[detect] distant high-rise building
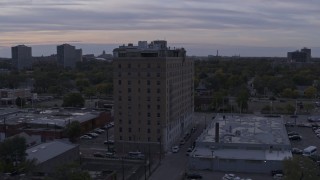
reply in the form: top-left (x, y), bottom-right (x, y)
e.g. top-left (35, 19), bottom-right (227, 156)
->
top-left (301, 47), bottom-right (311, 59)
top-left (57, 44), bottom-right (82, 68)
top-left (11, 45), bottom-right (32, 70)
top-left (113, 40), bottom-right (194, 152)
top-left (287, 47), bottom-right (312, 62)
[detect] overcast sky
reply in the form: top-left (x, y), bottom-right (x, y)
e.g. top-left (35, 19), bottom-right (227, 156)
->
top-left (0, 0), bottom-right (320, 57)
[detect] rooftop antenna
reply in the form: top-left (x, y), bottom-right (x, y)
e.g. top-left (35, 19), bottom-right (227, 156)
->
top-left (216, 50), bottom-right (219, 57)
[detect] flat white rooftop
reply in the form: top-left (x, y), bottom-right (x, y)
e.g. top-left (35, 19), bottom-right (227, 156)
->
top-left (199, 114), bottom-right (290, 145)
top-left (193, 147), bottom-right (292, 161)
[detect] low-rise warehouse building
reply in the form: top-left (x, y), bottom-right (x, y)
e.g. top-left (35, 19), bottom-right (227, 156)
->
top-left (26, 140), bottom-right (79, 177)
top-left (0, 108), bottom-right (112, 141)
top-left (189, 114), bottom-right (292, 173)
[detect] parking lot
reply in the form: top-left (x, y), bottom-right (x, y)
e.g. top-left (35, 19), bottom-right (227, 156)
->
top-left (285, 115), bottom-right (320, 155)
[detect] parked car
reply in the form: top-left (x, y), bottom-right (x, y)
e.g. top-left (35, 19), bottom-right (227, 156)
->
top-left (289, 135), bottom-right (302, 141)
top-left (271, 170), bottom-right (283, 176)
top-left (172, 146), bottom-right (180, 153)
top-left (185, 173), bottom-right (202, 179)
top-left (291, 148), bottom-right (303, 155)
top-left (86, 133), bottom-right (98, 138)
top-left (288, 131), bottom-right (299, 136)
top-left (105, 152), bottom-right (116, 158)
top-left (80, 135), bottom-right (92, 139)
top-left (93, 152), bottom-right (104, 158)
top-left (95, 128), bottom-right (105, 133)
top-left (273, 173), bottom-right (283, 180)
top-left (104, 140), bottom-right (114, 145)
top-left (180, 139), bottom-right (186, 145)
top-left (186, 147), bottom-right (193, 156)
top-left (128, 151), bottom-right (145, 159)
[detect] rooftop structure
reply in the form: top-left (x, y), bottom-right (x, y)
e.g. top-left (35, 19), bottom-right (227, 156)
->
top-left (190, 114), bottom-right (292, 173)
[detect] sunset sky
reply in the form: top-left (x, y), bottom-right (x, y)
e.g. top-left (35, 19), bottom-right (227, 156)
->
top-left (0, 0), bottom-right (320, 57)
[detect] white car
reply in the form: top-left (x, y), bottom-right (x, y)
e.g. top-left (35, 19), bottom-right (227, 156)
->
top-left (80, 135), bottom-right (92, 139)
top-left (172, 146), bottom-right (179, 153)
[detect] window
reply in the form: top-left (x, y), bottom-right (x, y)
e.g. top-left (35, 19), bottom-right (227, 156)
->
top-left (147, 64), bottom-right (151, 68)
top-left (147, 88), bottom-right (151, 93)
top-left (157, 81), bottom-right (160, 85)
top-left (128, 128), bottom-right (132, 132)
top-left (128, 96), bottom-right (132, 101)
top-left (148, 137), bottom-right (151, 141)
top-left (119, 119), bottom-right (122, 123)
top-left (128, 120), bottom-right (131, 124)
top-left (157, 129), bottom-right (160, 133)
top-left (157, 89), bottom-right (160, 93)
top-left (157, 113), bottom-right (160, 117)
top-left (128, 80), bottom-right (131, 85)
top-left (128, 88), bottom-right (131, 93)
top-left (147, 113), bottom-right (151, 117)
top-left (118, 80), bottom-right (122, 85)
top-left (157, 73), bottom-right (160, 77)
top-left (138, 88), bottom-right (140, 92)
top-left (148, 120), bottom-right (151, 125)
top-left (147, 104), bottom-right (151, 109)
top-left (147, 97), bottom-right (151, 101)
top-left (147, 129), bottom-right (151, 133)
top-left (147, 80), bottom-right (150, 85)
top-left (118, 96), bottom-right (122, 101)
top-left (147, 72), bottom-right (150, 77)
top-left (157, 97), bottom-right (160, 102)
top-left (118, 73), bottom-right (121, 77)
top-left (118, 64), bottom-right (121, 68)
top-left (120, 136), bottom-right (122, 140)
top-left (119, 127), bottom-right (122, 132)
top-left (157, 105), bottom-right (160, 109)
top-left (129, 136), bottom-right (132, 141)
top-left (128, 64), bottom-right (131, 68)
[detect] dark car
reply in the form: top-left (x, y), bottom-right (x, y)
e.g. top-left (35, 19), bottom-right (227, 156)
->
top-left (288, 131), bottom-right (299, 136)
top-left (289, 135), bottom-right (302, 141)
top-left (271, 170), bottom-right (283, 176)
top-left (93, 152), bottom-right (104, 158)
top-left (186, 173), bottom-right (202, 179)
top-left (291, 148), bottom-right (303, 155)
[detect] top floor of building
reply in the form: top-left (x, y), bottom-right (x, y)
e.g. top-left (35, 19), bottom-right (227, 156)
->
top-left (113, 40), bottom-right (186, 58)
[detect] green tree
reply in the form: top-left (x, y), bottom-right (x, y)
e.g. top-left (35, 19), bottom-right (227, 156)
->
top-left (283, 156), bottom-right (320, 180)
top-left (0, 136), bottom-right (27, 172)
top-left (236, 88), bottom-right (249, 113)
top-left (285, 104), bottom-right (295, 114)
top-left (304, 86), bottom-right (317, 98)
top-left (62, 93), bottom-right (85, 107)
top-left (50, 162), bottom-right (91, 180)
top-left (66, 121), bottom-right (82, 143)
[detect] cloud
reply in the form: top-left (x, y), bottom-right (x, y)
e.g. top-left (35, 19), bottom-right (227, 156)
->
top-left (0, 0), bottom-right (320, 56)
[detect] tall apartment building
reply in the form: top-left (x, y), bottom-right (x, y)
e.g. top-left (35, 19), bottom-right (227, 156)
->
top-left (11, 45), bottom-right (32, 70)
top-left (287, 47), bottom-right (311, 62)
top-left (113, 40), bottom-right (194, 152)
top-left (57, 44), bottom-right (82, 68)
